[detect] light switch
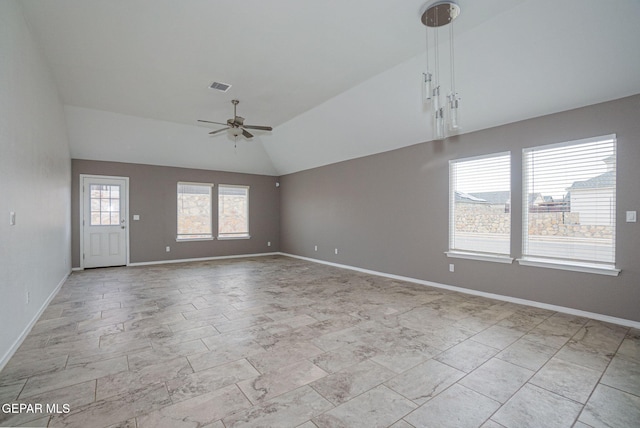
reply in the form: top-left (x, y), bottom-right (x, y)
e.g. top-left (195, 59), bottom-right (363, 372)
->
top-left (133, 215), bottom-right (140, 220)
top-left (626, 211), bottom-right (637, 223)
top-left (9, 212), bottom-right (15, 226)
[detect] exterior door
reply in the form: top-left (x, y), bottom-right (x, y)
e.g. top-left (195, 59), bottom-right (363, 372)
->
top-left (81, 175), bottom-right (128, 268)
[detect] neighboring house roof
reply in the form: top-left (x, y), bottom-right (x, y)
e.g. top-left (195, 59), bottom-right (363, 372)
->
top-left (567, 171), bottom-right (616, 190)
top-left (455, 191), bottom-right (488, 203)
top-left (468, 191), bottom-right (511, 205)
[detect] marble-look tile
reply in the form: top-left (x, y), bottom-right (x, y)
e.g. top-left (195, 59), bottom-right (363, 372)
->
top-left (188, 337), bottom-right (265, 372)
top-left (492, 384), bottom-right (583, 428)
top-left (137, 384), bottom-right (251, 428)
top-left (553, 339), bottom-right (614, 372)
top-left (617, 329), bottom-right (640, 362)
top-left (20, 356), bottom-right (128, 399)
top-left (313, 385), bottom-right (416, 428)
top-left (223, 385), bottom-right (333, 428)
top-left (237, 359), bottom-right (327, 404)
top-left (388, 420), bottom-right (415, 428)
top-left (480, 420), bottom-right (507, 428)
top-left (496, 338), bottom-right (557, 371)
top-left (530, 357), bottom-right (602, 404)
top-left (17, 415), bottom-right (51, 426)
top-left (0, 354), bottom-right (69, 385)
top-left (213, 315), bottom-right (274, 333)
top-left (370, 341), bottom-right (440, 374)
top-left (404, 383), bottom-right (500, 428)
top-left (104, 418), bottom-right (136, 428)
top-left (310, 360), bottom-right (395, 405)
top-left (312, 342), bottom-right (380, 374)
top-left (2, 257), bottom-right (637, 428)
top-left (166, 359), bottom-right (259, 403)
top-left (434, 339), bottom-right (498, 373)
top-left (384, 359), bottom-right (465, 405)
top-left (96, 356), bottom-right (192, 400)
top-left (579, 383), bottom-right (640, 428)
top-left (247, 342), bottom-right (323, 374)
top-left (600, 354), bottom-right (640, 396)
top-left (49, 381), bottom-right (171, 428)
top-left (459, 358), bottom-right (534, 403)
top-left (129, 339), bottom-right (206, 370)
top-left (571, 319), bottom-right (628, 352)
top-left (496, 309), bottom-right (551, 333)
top-left (0, 378), bottom-right (27, 403)
top-left (0, 380), bottom-right (97, 427)
top-left (311, 326), bottom-right (363, 352)
top-left (297, 422), bottom-right (319, 428)
top-left (471, 325), bottom-right (525, 350)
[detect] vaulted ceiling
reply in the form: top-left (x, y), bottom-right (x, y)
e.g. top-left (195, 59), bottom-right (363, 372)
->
top-left (20, 0), bottom-right (640, 176)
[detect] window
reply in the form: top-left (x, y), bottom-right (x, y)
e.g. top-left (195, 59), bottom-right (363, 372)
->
top-left (218, 185), bottom-right (249, 239)
top-left (177, 182), bottom-right (213, 240)
top-left (90, 184), bottom-right (121, 225)
top-left (521, 134), bottom-right (618, 275)
top-left (448, 152), bottom-right (511, 262)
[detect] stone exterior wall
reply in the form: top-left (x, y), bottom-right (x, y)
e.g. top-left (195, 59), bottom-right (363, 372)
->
top-left (219, 195), bottom-right (248, 234)
top-left (455, 203), bottom-right (510, 234)
top-left (455, 203), bottom-right (613, 240)
top-left (177, 194), bottom-right (248, 236)
top-left (178, 194), bottom-right (211, 235)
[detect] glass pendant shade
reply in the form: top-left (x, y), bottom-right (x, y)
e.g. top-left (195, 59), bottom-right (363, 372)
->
top-left (448, 93), bottom-right (461, 134)
top-left (434, 107), bottom-right (445, 140)
top-left (423, 72), bottom-right (433, 102)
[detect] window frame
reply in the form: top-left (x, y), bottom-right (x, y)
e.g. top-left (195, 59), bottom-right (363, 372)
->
top-left (446, 151), bottom-right (514, 264)
top-left (518, 134), bottom-right (619, 276)
top-left (217, 184), bottom-right (250, 240)
top-left (176, 181), bottom-right (214, 241)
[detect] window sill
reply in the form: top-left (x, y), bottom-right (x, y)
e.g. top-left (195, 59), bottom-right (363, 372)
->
top-left (517, 257), bottom-right (620, 276)
top-left (176, 237), bottom-right (214, 242)
top-left (446, 251), bottom-right (514, 264)
top-left (217, 235), bottom-right (251, 240)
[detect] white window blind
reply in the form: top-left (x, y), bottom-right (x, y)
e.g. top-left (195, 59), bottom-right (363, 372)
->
top-left (522, 135), bottom-right (616, 267)
top-left (218, 185), bottom-right (249, 239)
top-left (449, 152), bottom-right (511, 256)
top-left (177, 182), bottom-right (213, 240)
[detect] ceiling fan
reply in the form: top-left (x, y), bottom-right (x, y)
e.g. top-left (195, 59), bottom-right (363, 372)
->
top-left (198, 99), bottom-right (272, 139)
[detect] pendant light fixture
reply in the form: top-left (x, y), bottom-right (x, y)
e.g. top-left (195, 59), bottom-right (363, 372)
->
top-left (421, 0), bottom-right (461, 140)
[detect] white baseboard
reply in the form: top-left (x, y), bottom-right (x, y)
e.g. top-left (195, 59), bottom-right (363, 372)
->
top-left (0, 271), bottom-right (70, 372)
top-left (128, 252), bottom-right (281, 267)
top-left (279, 253), bottom-right (640, 330)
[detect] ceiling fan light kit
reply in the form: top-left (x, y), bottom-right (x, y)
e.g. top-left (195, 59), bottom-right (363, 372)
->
top-left (198, 99), bottom-right (273, 140)
top-left (421, 0), bottom-right (461, 141)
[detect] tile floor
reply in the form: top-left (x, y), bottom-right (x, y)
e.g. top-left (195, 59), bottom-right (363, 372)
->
top-left (0, 256), bottom-right (638, 427)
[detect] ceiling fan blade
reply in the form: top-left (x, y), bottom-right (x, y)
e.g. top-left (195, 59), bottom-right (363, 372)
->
top-left (242, 125), bottom-right (272, 131)
top-left (242, 129), bottom-right (254, 139)
top-left (209, 127), bottom-right (229, 135)
top-left (198, 119), bottom-right (229, 126)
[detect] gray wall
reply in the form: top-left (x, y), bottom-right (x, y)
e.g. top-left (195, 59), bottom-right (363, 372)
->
top-left (71, 160), bottom-right (280, 267)
top-left (0, 1), bottom-right (72, 366)
top-left (280, 94), bottom-right (640, 322)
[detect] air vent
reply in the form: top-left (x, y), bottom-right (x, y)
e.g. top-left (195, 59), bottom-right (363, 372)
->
top-left (209, 81), bottom-right (231, 92)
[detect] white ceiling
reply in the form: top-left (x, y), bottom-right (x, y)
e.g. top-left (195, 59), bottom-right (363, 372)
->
top-left (20, 0), bottom-right (640, 176)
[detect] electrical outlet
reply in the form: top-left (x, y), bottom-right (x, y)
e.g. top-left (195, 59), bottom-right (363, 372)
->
top-left (335, 248), bottom-right (338, 255)
top-left (449, 264), bottom-right (455, 272)
top-left (626, 211), bottom-right (637, 223)
top-left (9, 212), bottom-right (16, 226)
top-left (166, 246), bottom-right (170, 252)
top-left (314, 245), bottom-right (318, 252)
top-left (267, 241), bottom-right (271, 247)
